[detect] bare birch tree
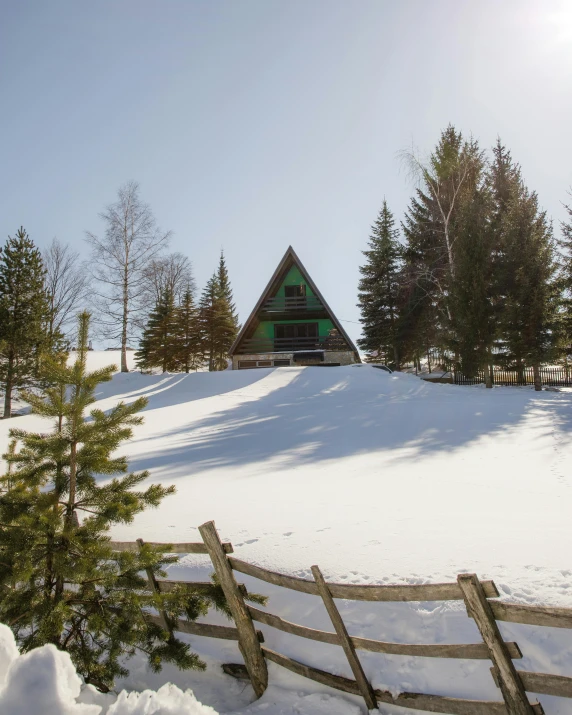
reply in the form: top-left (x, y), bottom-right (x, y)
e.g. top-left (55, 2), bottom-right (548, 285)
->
top-left (43, 238), bottom-right (91, 342)
top-left (85, 181), bottom-right (171, 372)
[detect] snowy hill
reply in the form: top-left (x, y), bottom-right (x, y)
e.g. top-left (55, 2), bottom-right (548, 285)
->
top-left (1, 356), bottom-right (572, 713)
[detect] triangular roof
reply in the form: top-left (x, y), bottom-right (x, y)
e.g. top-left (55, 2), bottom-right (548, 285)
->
top-left (229, 245), bottom-right (360, 360)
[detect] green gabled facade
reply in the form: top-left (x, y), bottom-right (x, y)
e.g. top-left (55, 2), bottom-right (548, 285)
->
top-left (229, 246), bottom-right (360, 369)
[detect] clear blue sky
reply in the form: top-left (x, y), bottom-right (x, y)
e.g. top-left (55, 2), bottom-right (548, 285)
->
top-left (1, 0), bottom-right (571, 345)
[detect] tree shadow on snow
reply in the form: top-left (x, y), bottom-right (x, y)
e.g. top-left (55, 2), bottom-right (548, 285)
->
top-left (122, 367), bottom-right (572, 478)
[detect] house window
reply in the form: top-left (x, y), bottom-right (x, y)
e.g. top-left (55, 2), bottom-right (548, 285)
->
top-left (285, 284), bottom-right (306, 298)
top-left (273, 359), bottom-right (290, 367)
top-left (274, 323), bottom-right (318, 351)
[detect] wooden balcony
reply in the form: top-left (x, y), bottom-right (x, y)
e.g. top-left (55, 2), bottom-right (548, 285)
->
top-left (237, 335), bottom-right (349, 355)
top-left (259, 296), bottom-right (325, 318)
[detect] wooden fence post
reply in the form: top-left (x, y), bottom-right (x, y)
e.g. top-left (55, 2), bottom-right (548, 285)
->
top-left (311, 565), bottom-right (377, 711)
top-left (137, 538), bottom-right (172, 636)
top-left (199, 520), bottom-right (268, 698)
top-left (457, 574), bottom-right (536, 715)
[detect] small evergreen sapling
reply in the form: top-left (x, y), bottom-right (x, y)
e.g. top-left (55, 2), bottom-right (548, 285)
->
top-left (0, 312), bottom-right (259, 691)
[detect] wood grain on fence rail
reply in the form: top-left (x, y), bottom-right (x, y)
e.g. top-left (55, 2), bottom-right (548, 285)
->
top-left (146, 614), bottom-right (241, 641)
top-left (143, 580), bottom-right (248, 597)
top-left (458, 575), bottom-right (535, 715)
top-left (489, 601), bottom-right (572, 629)
top-left (312, 564), bottom-right (377, 710)
top-left (491, 667), bottom-right (572, 699)
top-left (230, 557), bottom-right (499, 601)
top-left (260, 648), bottom-right (521, 715)
top-left (247, 605), bottom-right (522, 659)
top-left (199, 521), bottom-right (268, 698)
top-left (110, 541), bottom-right (233, 554)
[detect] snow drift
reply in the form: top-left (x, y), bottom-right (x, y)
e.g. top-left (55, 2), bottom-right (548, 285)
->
top-left (0, 624), bottom-right (216, 715)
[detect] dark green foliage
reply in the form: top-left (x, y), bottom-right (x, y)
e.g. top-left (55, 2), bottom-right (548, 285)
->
top-left (449, 183), bottom-right (496, 376)
top-left (216, 251), bottom-right (239, 334)
top-left (491, 141), bottom-right (557, 372)
top-left (135, 288), bottom-right (178, 373)
top-left (357, 200), bottom-right (403, 367)
top-left (0, 227), bottom-right (57, 418)
top-left (174, 286), bottom-right (203, 373)
top-left (0, 312), bottom-right (234, 691)
top-left (199, 259), bottom-right (238, 372)
top-left (557, 195), bottom-right (572, 356)
top-left (384, 128), bottom-right (559, 378)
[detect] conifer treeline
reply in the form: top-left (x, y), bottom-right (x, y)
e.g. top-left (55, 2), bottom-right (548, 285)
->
top-left (358, 126), bottom-right (568, 389)
top-left (135, 251), bottom-right (239, 374)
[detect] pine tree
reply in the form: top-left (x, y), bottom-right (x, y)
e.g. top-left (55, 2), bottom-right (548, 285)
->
top-left (135, 288), bottom-right (178, 373)
top-left (199, 270), bottom-right (238, 372)
top-left (357, 200), bottom-right (403, 367)
top-left (0, 312), bottom-right (249, 690)
top-left (491, 142), bottom-right (558, 389)
top-left (174, 286), bottom-right (203, 372)
top-left (217, 250), bottom-right (239, 334)
top-left (557, 193), bottom-right (572, 360)
top-left (0, 228), bottom-right (54, 417)
top-left (449, 179), bottom-right (496, 380)
top-left (401, 127), bottom-right (484, 360)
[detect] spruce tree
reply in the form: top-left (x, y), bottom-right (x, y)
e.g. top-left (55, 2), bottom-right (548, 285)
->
top-left (0, 312), bottom-right (246, 690)
top-left (174, 286), bottom-right (203, 372)
top-left (449, 180), bottom-right (496, 380)
top-left (199, 272), bottom-right (237, 372)
top-left (357, 200), bottom-right (403, 367)
top-left (557, 193), bottom-right (572, 360)
top-left (135, 288), bottom-right (178, 373)
top-left (491, 141), bottom-right (558, 389)
top-left (0, 228), bottom-right (54, 417)
top-left (217, 250), bottom-right (239, 334)
top-left (401, 127), bottom-right (484, 360)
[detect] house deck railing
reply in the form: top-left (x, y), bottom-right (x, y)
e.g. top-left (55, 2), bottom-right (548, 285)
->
top-left (236, 336), bottom-right (349, 354)
top-left (260, 296), bottom-right (324, 313)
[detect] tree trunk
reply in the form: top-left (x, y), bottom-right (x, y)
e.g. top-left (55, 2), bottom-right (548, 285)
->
top-left (393, 345), bottom-right (400, 372)
top-left (121, 264), bottom-right (129, 373)
top-left (533, 363), bottom-right (542, 392)
top-left (485, 367), bottom-right (493, 389)
top-left (485, 349), bottom-right (493, 389)
top-left (67, 441), bottom-right (77, 528)
top-left (3, 352), bottom-right (14, 418)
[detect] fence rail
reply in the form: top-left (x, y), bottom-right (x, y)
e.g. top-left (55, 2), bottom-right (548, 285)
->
top-left (110, 525), bottom-right (572, 714)
top-left (454, 366), bottom-right (572, 387)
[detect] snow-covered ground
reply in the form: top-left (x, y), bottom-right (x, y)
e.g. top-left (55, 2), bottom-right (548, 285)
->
top-left (1, 354), bottom-right (572, 714)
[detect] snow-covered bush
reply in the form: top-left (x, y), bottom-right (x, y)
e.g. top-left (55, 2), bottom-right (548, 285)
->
top-left (0, 623), bottom-right (216, 715)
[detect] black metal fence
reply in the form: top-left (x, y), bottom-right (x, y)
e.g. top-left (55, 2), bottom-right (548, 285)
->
top-left (454, 366), bottom-right (572, 386)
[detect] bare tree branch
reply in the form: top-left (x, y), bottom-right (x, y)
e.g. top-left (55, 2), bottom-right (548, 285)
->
top-left (43, 238), bottom-right (91, 342)
top-left (85, 181), bottom-right (171, 371)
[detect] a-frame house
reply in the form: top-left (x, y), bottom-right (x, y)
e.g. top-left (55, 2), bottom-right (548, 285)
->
top-left (229, 246), bottom-right (360, 369)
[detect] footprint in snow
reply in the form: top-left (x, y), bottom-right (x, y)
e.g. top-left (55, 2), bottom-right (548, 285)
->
top-left (283, 532), bottom-right (293, 537)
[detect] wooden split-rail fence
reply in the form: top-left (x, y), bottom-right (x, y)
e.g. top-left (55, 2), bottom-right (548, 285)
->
top-left (111, 521), bottom-right (572, 715)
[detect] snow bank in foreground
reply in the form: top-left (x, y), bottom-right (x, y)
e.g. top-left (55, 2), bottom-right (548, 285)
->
top-left (0, 624), bottom-right (215, 715)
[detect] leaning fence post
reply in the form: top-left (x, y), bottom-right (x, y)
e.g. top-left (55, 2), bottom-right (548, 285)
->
top-left (137, 538), bottom-right (172, 636)
top-left (199, 520), bottom-right (268, 698)
top-left (311, 565), bottom-right (377, 711)
top-left (457, 574), bottom-right (536, 715)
